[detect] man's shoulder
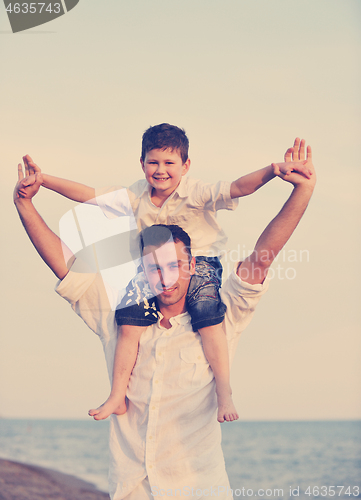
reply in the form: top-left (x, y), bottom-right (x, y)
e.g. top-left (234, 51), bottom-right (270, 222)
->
top-left (221, 267), bottom-right (269, 323)
top-left (55, 271), bottom-right (118, 338)
top-left (222, 267), bottom-right (269, 299)
top-left (55, 270), bottom-right (119, 311)
top-left (55, 270), bottom-right (97, 304)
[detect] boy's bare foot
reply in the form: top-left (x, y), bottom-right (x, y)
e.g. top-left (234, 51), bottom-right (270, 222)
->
top-left (88, 396), bottom-right (127, 420)
top-left (216, 392), bottom-right (239, 423)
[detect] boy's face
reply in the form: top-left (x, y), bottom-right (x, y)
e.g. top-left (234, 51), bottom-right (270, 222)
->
top-left (140, 148), bottom-right (190, 198)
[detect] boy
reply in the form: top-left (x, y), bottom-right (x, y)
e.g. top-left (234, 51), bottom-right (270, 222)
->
top-left (22, 124), bottom-right (311, 423)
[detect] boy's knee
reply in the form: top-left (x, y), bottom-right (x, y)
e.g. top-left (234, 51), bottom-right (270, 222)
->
top-left (187, 298), bottom-right (227, 332)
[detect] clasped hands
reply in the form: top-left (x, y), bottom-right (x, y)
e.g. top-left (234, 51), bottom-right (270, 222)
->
top-left (13, 156), bottom-right (42, 202)
top-left (273, 138), bottom-right (316, 188)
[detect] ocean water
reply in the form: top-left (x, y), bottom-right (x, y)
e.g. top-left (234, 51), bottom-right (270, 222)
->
top-left (0, 419), bottom-right (360, 498)
top-left (0, 419), bottom-right (110, 491)
top-left (222, 421), bottom-right (361, 499)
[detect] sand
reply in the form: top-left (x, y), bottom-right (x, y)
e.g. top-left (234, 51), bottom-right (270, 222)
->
top-left (0, 459), bottom-right (110, 500)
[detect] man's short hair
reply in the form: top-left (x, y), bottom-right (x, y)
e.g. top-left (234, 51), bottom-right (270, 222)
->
top-left (141, 123), bottom-right (189, 164)
top-left (139, 224), bottom-right (192, 262)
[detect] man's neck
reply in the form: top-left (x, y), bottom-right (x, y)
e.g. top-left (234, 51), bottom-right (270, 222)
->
top-left (158, 299), bottom-right (187, 329)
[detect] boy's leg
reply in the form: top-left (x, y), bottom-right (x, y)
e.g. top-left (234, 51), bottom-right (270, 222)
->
top-left (187, 257), bottom-right (238, 423)
top-left (198, 324), bottom-right (239, 423)
top-left (89, 269), bottom-right (158, 420)
top-left (88, 325), bottom-right (146, 420)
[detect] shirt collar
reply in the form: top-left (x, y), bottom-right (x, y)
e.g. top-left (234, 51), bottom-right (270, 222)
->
top-left (157, 311), bottom-right (190, 329)
top-left (174, 176), bottom-right (189, 198)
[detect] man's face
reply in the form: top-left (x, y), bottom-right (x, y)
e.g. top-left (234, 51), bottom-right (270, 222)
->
top-left (142, 240), bottom-right (195, 309)
top-left (140, 148), bottom-right (190, 198)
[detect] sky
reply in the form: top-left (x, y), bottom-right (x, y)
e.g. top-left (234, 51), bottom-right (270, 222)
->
top-left (0, 0), bottom-right (360, 420)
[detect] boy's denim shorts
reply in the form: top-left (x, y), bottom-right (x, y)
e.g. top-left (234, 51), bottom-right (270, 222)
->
top-left (115, 257), bottom-right (226, 332)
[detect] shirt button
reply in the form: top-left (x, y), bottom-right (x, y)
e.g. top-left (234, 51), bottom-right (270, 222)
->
top-left (149, 435), bottom-right (153, 440)
top-left (197, 355), bottom-right (201, 360)
top-left (152, 406), bottom-right (156, 410)
top-left (155, 380), bottom-right (159, 384)
top-left (149, 465), bottom-right (153, 469)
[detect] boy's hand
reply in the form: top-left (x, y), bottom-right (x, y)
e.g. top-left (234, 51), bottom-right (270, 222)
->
top-left (14, 162), bottom-right (43, 202)
top-left (23, 154), bottom-right (42, 177)
top-left (272, 138), bottom-right (316, 189)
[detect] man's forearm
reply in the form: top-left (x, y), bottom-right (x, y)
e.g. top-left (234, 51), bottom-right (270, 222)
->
top-left (42, 174), bottom-right (96, 204)
top-left (230, 165), bottom-right (275, 199)
top-left (15, 198), bottom-right (71, 279)
top-left (253, 183), bottom-right (314, 265)
top-left (237, 182), bottom-right (314, 284)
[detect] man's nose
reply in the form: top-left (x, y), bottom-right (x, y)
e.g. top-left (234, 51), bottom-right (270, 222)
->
top-left (159, 268), bottom-right (178, 288)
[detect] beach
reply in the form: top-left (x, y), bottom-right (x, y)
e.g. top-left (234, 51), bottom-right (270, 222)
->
top-left (0, 420), bottom-right (360, 500)
top-left (0, 459), bottom-right (109, 500)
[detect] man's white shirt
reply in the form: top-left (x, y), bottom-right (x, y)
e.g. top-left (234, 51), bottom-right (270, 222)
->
top-left (56, 268), bottom-right (268, 499)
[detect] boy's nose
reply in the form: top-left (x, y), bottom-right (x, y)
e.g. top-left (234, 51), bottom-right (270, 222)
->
top-left (155, 163), bottom-right (166, 173)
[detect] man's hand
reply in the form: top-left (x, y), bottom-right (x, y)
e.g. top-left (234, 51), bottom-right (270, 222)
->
top-left (14, 161), bottom-right (43, 203)
top-left (23, 154), bottom-right (42, 176)
top-left (272, 138), bottom-right (316, 188)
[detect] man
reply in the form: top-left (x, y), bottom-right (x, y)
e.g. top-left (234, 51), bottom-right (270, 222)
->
top-left (14, 141), bottom-right (315, 499)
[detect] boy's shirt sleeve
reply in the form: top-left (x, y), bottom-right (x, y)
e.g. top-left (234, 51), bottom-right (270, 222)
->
top-left (190, 179), bottom-right (239, 212)
top-left (95, 180), bottom-right (147, 219)
top-left (95, 185), bottom-right (132, 219)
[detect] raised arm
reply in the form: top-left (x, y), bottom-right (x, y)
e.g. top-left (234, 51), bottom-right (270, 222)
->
top-left (14, 164), bottom-right (73, 280)
top-left (21, 155), bottom-right (96, 204)
top-left (230, 138), bottom-right (313, 199)
top-left (237, 140), bottom-right (316, 284)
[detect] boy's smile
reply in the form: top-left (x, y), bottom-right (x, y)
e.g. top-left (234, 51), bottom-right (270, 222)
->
top-left (141, 148), bottom-right (190, 202)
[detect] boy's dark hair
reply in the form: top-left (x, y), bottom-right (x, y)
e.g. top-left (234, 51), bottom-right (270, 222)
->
top-left (141, 123), bottom-right (189, 164)
top-left (140, 224), bottom-right (192, 262)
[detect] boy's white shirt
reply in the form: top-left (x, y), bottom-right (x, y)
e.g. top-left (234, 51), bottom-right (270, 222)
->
top-left (95, 176), bottom-right (239, 260)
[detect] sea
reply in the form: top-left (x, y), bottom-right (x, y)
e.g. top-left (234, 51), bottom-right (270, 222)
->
top-left (0, 419), bottom-right (360, 499)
